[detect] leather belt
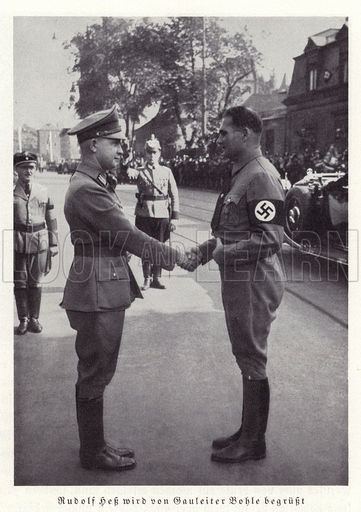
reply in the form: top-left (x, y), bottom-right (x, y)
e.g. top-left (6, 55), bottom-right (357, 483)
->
top-left (221, 238), bottom-right (239, 245)
top-left (74, 243), bottom-right (123, 257)
top-left (14, 222), bottom-right (45, 233)
top-left (136, 194), bottom-right (168, 201)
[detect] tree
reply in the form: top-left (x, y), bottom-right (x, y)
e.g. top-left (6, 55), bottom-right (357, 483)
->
top-left (156, 18), bottom-right (262, 146)
top-left (65, 17), bottom-right (263, 147)
top-left (158, 17), bottom-right (204, 147)
top-left (65, 18), bottom-right (166, 139)
top-left (205, 22), bottom-right (261, 122)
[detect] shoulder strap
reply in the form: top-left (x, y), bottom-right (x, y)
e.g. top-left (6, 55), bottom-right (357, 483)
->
top-left (139, 168), bottom-right (164, 196)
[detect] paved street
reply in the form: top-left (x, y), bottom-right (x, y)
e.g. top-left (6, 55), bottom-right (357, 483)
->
top-left (14, 172), bottom-right (347, 486)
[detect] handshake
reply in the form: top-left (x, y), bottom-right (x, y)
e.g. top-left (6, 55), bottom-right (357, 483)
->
top-left (176, 246), bottom-right (203, 272)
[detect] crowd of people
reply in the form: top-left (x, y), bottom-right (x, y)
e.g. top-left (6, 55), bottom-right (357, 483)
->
top-left (266, 145), bottom-right (348, 185)
top-left (121, 144), bottom-right (348, 191)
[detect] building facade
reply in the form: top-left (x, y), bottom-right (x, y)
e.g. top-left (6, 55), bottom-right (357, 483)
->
top-left (283, 23), bottom-right (348, 155)
top-left (244, 82), bottom-right (288, 155)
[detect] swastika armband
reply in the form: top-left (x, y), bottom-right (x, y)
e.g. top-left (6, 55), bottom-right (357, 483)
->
top-left (247, 199), bottom-right (284, 226)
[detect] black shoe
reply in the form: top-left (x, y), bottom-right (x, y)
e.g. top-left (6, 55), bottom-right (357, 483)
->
top-left (212, 427), bottom-right (242, 450)
top-left (16, 318), bottom-right (29, 335)
top-left (141, 277), bottom-right (151, 290)
top-left (150, 277), bottom-right (166, 289)
top-left (27, 317), bottom-right (43, 333)
top-left (211, 437), bottom-right (266, 463)
top-left (81, 445), bottom-right (136, 471)
top-left (105, 443), bottom-right (135, 459)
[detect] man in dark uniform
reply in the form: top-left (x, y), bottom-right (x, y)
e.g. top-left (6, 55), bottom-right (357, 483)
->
top-left (189, 106), bottom-right (285, 464)
top-left (13, 152), bottom-right (58, 335)
top-left (130, 135), bottom-right (179, 290)
top-left (62, 105), bottom-right (188, 472)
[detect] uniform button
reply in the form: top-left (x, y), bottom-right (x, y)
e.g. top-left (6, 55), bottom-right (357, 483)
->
top-left (113, 272), bottom-right (116, 277)
top-left (28, 219), bottom-right (32, 223)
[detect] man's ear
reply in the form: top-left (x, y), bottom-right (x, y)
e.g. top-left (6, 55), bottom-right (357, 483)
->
top-left (89, 138), bottom-right (98, 153)
top-left (242, 127), bottom-right (250, 141)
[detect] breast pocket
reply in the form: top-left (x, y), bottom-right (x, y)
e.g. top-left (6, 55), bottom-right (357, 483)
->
top-left (222, 193), bottom-right (245, 226)
top-left (96, 261), bottom-right (131, 310)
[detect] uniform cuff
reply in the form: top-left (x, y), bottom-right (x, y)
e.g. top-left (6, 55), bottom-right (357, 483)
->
top-left (171, 211), bottom-right (180, 220)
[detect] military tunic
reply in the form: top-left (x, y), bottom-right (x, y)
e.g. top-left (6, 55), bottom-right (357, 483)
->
top-left (198, 154), bottom-right (285, 380)
top-left (13, 181), bottom-right (58, 288)
top-left (62, 161), bottom-right (179, 398)
top-left (134, 163), bottom-right (179, 220)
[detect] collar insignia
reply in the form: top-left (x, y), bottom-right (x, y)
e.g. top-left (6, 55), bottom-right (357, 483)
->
top-left (97, 174), bottom-right (107, 187)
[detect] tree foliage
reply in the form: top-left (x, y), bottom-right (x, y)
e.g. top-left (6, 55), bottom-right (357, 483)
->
top-left (65, 17), bottom-right (266, 145)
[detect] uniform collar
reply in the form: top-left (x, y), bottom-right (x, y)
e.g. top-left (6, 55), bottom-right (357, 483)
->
top-left (146, 162), bottom-right (159, 172)
top-left (76, 161), bottom-right (107, 186)
top-left (231, 150), bottom-right (262, 178)
top-left (14, 180), bottom-right (33, 199)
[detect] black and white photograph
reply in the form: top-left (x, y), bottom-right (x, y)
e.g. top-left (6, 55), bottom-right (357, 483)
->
top-left (1, 1), bottom-right (360, 510)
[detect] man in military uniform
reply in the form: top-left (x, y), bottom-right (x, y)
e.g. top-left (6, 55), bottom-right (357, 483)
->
top-left (131, 135), bottom-right (179, 290)
top-left (63, 105), bottom-right (188, 472)
top-left (189, 106), bottom-right (285, 464)
top-left (13, 152), bottom-right (58, 335)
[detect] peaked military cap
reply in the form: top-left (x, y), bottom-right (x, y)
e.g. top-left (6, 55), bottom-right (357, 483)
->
top-left (145, 135), bottom-right (161, 153)
top-left (14, 151), bottom-right (38, 167)
top-left (68, 104), bottom-right (125, 143)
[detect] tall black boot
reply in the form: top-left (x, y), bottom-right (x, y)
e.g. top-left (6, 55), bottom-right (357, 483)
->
top-left (14, 288), bottom-right (29, 335)
top-left (76, 394), bottom-right (136, 471)
top-left (211, 378), bottom-right (269, 463)
top-left (212, 414), bottom-right (243, 449)
top-left (27, 287), bottom-right (43, 333)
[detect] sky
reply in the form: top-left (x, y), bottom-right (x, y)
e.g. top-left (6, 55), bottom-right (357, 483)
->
top-left (13, 16), bottom-right (346, 130)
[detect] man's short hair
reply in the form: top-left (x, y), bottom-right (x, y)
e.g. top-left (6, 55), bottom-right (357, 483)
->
top-left (224, 106), bottom-right (263, 134)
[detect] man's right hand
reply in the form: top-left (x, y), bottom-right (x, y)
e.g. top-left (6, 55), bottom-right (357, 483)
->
top-left (177, 246), bottom-right (202, 272)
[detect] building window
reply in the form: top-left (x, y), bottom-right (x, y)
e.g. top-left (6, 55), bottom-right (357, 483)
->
top-left (309, 68), bottom-right (317, 91)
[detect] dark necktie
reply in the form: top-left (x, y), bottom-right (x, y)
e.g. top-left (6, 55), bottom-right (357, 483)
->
top-left (210, 169), bottom-right (232, 232)
top-left (24, 183), bottom-right (31, 196)
top-left (106, 172), bottom-right (118, 192)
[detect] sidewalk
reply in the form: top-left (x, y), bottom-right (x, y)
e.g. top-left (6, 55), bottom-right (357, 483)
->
top-left (13, 174), bottom-right (347, 486)
top-left (14, 262), bottom-right (347, 485)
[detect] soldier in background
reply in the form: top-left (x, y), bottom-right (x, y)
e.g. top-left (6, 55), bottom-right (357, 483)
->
top-left (13, 152), bottom-right (58, 335)
top-left (131, 135), bottom-right (180, 290)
